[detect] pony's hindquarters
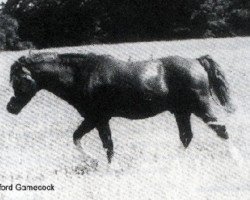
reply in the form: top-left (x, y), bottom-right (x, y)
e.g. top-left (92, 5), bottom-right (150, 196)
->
top-left (191, 56), bottom-right (232, 139)
top-left (197, 55), bottom-right (234, 113)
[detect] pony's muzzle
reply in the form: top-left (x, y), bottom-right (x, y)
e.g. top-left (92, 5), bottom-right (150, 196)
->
top-left (7, 97), bottom-right (22, 115)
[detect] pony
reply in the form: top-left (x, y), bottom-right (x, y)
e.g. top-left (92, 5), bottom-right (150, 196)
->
top-left (7, 52), bottom-right (233, 163)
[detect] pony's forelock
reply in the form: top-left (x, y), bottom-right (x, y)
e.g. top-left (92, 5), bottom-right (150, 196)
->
top-left (10, 61), bottom-right (20, 84)
top-left (9, 56), bottom-right (30, 84)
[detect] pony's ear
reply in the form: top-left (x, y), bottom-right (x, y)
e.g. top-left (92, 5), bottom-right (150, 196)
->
top-left (10, 61), bottom-right (22, 83)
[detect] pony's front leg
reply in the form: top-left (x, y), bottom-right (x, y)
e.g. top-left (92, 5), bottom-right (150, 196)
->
top-left (174, 113), bottom-right (193, 148)
top-left (73, 119), bottom-right (96, 149)
top-left (96, 120), bottom-right (114, 163)
top-left (73, 119), bottom-right (99, 168)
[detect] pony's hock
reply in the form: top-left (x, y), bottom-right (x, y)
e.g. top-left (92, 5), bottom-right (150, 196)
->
top-left (7, 53), bottom-right (233, 163)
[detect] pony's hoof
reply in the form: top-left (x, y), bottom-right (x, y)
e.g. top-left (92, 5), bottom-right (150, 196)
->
top-left (217, 131), bottom-right (229, 139)
top-left (74, 139), bottom-right (82, 148)
top-left (74, 159), bottom-right (98, 175)
top-left (85, 158), bottom-right (99, 169)
top-left (107, 149), bottom-right (114, 163)
top-left (181, 136), bottom-right (192, 148)
top-left (209, 124), bottom-right (228, 139)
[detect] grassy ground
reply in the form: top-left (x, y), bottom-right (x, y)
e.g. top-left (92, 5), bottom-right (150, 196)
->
top-left (0, 37), bottom-right (250, 199)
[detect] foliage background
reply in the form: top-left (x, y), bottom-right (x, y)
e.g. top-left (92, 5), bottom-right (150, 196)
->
top-left (0, 0), bottom-right (250, 50)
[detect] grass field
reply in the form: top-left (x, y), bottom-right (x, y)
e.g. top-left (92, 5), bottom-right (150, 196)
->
top-left (0, 37), bottom-right (250, 199)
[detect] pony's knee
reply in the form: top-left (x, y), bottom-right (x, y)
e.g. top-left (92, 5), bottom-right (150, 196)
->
top-left (103, 139), bottom-right (113, 150)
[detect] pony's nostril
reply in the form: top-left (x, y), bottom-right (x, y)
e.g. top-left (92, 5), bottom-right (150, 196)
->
top-left (7, 97), bottom-right (20, 114)
top-left (7, 104), bottom-right (19, 115)
top-left (7, 103), bottom-right (13, 112)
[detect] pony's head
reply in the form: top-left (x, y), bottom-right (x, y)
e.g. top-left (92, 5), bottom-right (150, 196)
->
top-left (7, 56), bottom-right (38, 114)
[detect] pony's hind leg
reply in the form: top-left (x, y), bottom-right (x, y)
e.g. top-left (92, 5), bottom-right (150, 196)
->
top-left (194, 96), bottom-right (229, 139)
top-left (96, 120), bottom-right (114, 163)
top-left (174, 112), bottom-right (193, 148)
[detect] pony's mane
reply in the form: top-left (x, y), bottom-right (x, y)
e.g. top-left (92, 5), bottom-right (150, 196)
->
top-left (18, 52), bottom-right (59, 65)
top-left (10, 53), bottom-right (59, 83)
top-left (18, 52), bottom-right (114, 66)
top-left (58, 53), bottom-right (113, 61)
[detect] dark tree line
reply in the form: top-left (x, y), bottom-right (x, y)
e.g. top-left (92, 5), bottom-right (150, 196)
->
top-left (0, 0), bottom-right (250, 50)
top-left (0, 3), bottom-right (33, 50)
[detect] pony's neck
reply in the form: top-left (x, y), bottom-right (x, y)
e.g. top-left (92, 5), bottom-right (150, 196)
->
top-left (33, 62), bottom-right (77, 102)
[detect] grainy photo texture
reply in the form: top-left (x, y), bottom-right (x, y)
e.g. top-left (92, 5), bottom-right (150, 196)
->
top-left (0, 0), bottom-right (250, 200)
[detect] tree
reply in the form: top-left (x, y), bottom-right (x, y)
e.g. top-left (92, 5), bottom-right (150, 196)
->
top-left (3, 0), bottom-right (250, 48)
top-left (228, 0), bottom-right (250, 35)
top-left (0, 10), bottom-right (34, 50)
top-left (190, 0), bottom-right (236, 38)
top-left (4, 0), bottom-right (108, 48)
top-left (101, 0), bottom-right (200, 41)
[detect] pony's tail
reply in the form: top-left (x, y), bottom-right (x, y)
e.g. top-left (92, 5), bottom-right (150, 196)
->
top-left (197, 55), bottom-right (234, 113)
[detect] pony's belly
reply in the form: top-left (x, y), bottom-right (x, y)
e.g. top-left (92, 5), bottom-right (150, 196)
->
top-left (111, 95), bottom-right (170, 119)
top-left (116, 109), bottom-right (168, 119)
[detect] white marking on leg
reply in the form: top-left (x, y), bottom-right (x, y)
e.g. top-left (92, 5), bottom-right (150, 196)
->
top-left (73, 140), bottom-right (99, 169)
top-left (74, 139), bottom-right (82, 149)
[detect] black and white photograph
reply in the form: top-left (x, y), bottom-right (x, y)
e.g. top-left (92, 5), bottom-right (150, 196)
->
top-left (0, 0), bottom-right (249, 199)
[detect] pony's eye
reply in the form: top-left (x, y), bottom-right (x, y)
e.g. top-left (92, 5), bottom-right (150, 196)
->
top-left (13, 77), bottom-right (31, 94)
top-left (20, 78), bottom-right (31, 92)
top-left (13, 77), bottom-right (21, 86)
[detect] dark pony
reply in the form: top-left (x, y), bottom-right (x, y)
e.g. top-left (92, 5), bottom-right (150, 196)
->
top-left (7, 52), bottom-right (233, 163)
